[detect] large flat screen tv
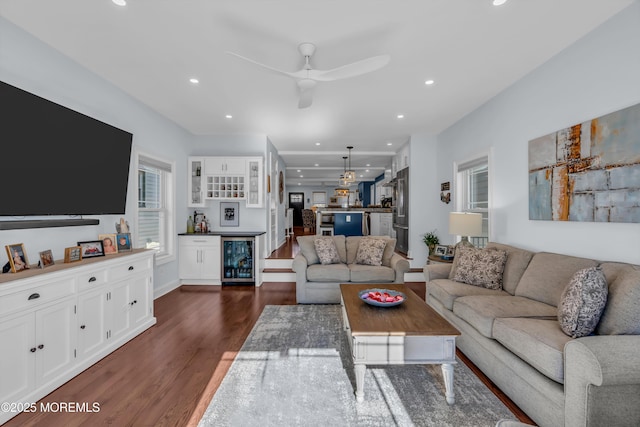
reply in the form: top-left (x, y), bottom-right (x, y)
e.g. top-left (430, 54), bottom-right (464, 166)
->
top-left (0, 80), bottom-right (133, 216)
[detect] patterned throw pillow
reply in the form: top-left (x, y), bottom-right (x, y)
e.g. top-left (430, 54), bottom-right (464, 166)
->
top-left (314, 238), bottom-right (340, 265)
top-left (452, 246), bottom-right (508, 290)
top-left (354, 238), bottom-right (387, 266)
top-left (558, 267), bottom-right (608, 338)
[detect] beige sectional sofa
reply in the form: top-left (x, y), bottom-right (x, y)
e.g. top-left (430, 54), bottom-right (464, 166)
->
top-left (293, 235), bottom-right (410, 303)
top-left (424, 242), bottom-right (640, 427)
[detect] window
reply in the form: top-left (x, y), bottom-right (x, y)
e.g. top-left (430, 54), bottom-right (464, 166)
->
top-left (456, 156), bottom-right (489, 248)
top-left (137, 153), bottom-right (174, 263)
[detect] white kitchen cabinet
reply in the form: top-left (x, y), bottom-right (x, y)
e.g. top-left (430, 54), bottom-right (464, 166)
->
top-left (179, 235), bottom-right (221, 284)
top-left (369, 212), bottom-right (393, 237)
top-left (0, 250), bottom-right (156, 425)
top-left (204, 157), bottom-right (246, 175)
top-left (188, 157), bottom-right (206, 208)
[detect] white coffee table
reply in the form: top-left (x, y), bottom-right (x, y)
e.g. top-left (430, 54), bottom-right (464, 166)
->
top-left (340, 283), bottom-right (461, 404)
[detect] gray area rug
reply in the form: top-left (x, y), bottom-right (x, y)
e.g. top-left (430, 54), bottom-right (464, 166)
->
top-left (199, 305), bottom-right (514, 427)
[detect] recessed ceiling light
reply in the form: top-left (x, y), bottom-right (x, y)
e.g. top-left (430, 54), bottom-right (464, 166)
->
top-left (366, 169), bottom-right (370, 172)
top-left (300, 175), bottom-right (304, 178)
top-left (314, 163), bottom-right (319, 167)
top-left (493, 0), bottom-right (507, 5)
top-left (396, 114), bottom-right (404, 119)
top-left (366, 164), bottom-right (370, 167)
top-left (296, 169), bottom-right (301, 173)
top-left (387, 142), bottom-right (393, 146)
top-left (315, 142), bottom-right (321, 146)
top-left (298, 183), bottom-right (301, 186)
top-left (425, 79), bottom-right (435, 85)
top-left (359, 175), bottom-right (364, 178)
top-left (189, 78), bottom-right (199, 84)
top-left (225, 114), bottom-right (233, 119)
top-left (112, 0), bottom-right (126, 6)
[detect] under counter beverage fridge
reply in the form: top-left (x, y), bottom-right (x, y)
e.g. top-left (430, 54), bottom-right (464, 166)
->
top-left (221, 236), bottom-right (255, 284)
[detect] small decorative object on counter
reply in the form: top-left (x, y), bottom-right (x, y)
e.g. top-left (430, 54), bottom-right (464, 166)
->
top-left (187, 216), bottom-right (195, 234)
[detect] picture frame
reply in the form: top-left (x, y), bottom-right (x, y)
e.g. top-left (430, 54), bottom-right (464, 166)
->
top-left (220, 202), bottom-right (239, 227)
top-left (5, 243), bottom-right (30, 273)
top-left (38, 249), bottom-right (55, 268)
top-left (99, 233), bottom-right (118, 255)
top-left (77, 240), bottom-right (105, 258)
top-left (434, 245), bottom-right (448, 257)
top-left (116, 233), bottom-right (132, 252)
top-left (446, 246), bottom-right (456, 257)
top-left (64, 246), bottom-right (82, 263)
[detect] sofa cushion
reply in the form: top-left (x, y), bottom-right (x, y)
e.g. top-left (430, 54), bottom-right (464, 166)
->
top-left (515, 252), bottom-right (598, 307)
top-left (486, 242), bottom-right (535, 295)
top-left (346, 236), bottom-right (396, 267)
top-left (452, 246), bottom-right (508, 290)
top-left (314, 237), bottom-right (341, 265)
top-left (493, 318), bottom-right (572, 384)
top-left (428, 279), bottom-right (509, 311)
top-left (349, 264), bottom-right (395, 282)
top-left (297, 235), bottom-right (346, 265)
top-left (354, 238), bottom-right (387, 266)
top-left (306, 263), bottom-right (351, 282)
top-left (597, 262), bottom-right (640, 335)
top-left (453, 295), bottom-right (557, 338)
top-left (558, 267), bottom-right (608, 338)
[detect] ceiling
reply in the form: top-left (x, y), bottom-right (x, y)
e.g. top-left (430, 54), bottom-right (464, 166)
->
top-left (0, 0), bottom-right (634, 187)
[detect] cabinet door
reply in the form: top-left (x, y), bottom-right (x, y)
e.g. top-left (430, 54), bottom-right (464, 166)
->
top-left (0, 313), bottom-right (35, 404)
top-left (108, 281), bottom-right (131, 342)
top-left (204, 157), bottom-right (225, 174)
top-left (77, 289), bottom-right (107, 360)
top-left (129, 276), bottom-right (151, 329)
top-left (179, 245), bottom-right (202, 279)
top-left (225, 158), bottom-right (246, 175)
top-left (246, 158), bottom-right (263, 208)
top-left (200, 246), bottom-right (221, 280)
top-left (35, 299), bottom-right (76, 386)
top-left (188, 157), bottom-right (205, 208)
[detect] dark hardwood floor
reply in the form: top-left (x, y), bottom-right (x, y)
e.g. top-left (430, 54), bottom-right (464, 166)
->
top-left (5, 231), bottom-right (534, 426)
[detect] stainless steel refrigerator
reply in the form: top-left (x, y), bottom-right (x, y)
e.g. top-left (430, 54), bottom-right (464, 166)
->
top-left (393, 167), bottom-right (409, 254)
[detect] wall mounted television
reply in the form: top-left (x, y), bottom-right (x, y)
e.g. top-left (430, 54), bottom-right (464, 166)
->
top-left (0, 80), bottom-right (133, 216)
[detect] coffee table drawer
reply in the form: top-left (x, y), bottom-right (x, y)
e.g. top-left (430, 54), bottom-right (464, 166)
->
top-left (405, 336), bottom-right (456, 362)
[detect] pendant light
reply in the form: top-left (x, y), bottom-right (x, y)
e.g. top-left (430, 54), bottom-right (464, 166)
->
top-left (343, 146), bottom-right (356, 183)
top-left (335, 156), bottom-right (350, 196)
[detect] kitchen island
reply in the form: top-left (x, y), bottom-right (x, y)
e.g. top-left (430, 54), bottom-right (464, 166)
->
top-left (316, 208), bottom-right (393, 237)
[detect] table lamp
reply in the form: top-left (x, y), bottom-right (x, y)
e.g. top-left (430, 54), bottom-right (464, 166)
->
top-left (449, 212), bottom-right (483, 249)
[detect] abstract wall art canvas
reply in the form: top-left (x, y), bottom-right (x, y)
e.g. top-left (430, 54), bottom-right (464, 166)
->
top-left (529, 102), bottom-right (640, 223)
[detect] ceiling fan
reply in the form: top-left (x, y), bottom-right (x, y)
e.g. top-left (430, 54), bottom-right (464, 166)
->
top-left (227, 43), bottom-right (390, 109)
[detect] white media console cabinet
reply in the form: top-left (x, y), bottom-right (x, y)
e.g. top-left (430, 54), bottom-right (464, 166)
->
top-left (0, 249), bottom-right (156, 424)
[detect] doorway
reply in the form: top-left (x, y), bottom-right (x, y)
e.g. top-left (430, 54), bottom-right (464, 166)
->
top-left (289, 192), bottom-right (305, 226)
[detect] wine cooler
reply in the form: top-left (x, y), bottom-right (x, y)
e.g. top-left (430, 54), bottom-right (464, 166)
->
top-left (221, 236), bottom-right (255, 284)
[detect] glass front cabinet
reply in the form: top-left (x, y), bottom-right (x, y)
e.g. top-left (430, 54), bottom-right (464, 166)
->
top-left (221, 236), bottom-right (254, 284)
top-left (188, 157), bottom-right (205, 208)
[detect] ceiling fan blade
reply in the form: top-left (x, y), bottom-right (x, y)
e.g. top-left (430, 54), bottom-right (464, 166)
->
top-left (297, 79), bottom-right (316, 109)
top-left (312, 54), bottom-right (390, 82)
top-left (225, 51), bottom-right (295, 78)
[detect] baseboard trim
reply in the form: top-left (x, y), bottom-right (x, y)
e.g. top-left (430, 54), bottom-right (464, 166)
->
top-left (154, 279), bottom-right (180, 299)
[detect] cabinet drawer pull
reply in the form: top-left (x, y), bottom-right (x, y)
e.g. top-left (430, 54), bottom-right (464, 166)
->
top-left (80, 325), bottom-right (86, 329)
top-left (88, 276), bottom-right (97, 282)
top-left (38, 344), bottom-right (44, 350)
top-left (128, 266), bottom-right (134, 271)
top-left (28, 293), bottom-right (40, 300)
top-left (30, 348), bottom-right (36, 353)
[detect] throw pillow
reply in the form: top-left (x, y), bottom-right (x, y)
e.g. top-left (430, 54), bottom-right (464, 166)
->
top-left (314, 238), bottom-right (340, 265)
top-left (354, 238), bottom-right (387, 266)
top-left (452, 246), bottom-right (508, 290)
top-left (558, 267), bottom-right (608, 338)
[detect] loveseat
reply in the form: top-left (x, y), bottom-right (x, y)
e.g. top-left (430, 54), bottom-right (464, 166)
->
top-left (293, 235), bottom-right (410, 303)
top-left (424, 242), bottom-right (640, 427)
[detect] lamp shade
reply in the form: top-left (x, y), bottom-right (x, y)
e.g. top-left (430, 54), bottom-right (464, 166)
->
top-left (449, 212), bottom-right (482, 237)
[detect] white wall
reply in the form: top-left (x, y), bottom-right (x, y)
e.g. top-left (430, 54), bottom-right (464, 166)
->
top-left (0, 17), bottom-right (192, 293)
top-left (433, 2), bottom-right (640, 264)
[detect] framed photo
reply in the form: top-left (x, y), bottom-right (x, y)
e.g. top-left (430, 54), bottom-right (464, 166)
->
top-left (5, 243), bottom-right (30, 273)
top-left (39, 250), bottom-right (55, 268)
top-left (221, 202), bottom-right (239, 227)
top-left (434, 245), bottom-right (448, 257)
top-left (99, 233), bottom-right (118, 255)
top-left (116, 233), bottom-right (132, 252)
top-left (64, 246), bottom-right (82, 263)
top-left (446, 246), bottom-right (456, 257)
top-left (77, 240), bottom-right (105, 258)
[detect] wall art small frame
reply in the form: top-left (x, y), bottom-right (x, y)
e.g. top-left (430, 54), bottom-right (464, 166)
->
top-left (221, 202), bottom-right (239, 227)
top-left (116, 233), bottom-right (132, 252)
top-left (99, 233), bottom-right (118, 255)
top-left (434, 245), bottom-right (448, 257)
top-left (39, 249), bottom-right (55, 268)
top-left (5, 243), bottom-right (30, 272)
top-left (64, 246), bottom-right (82, 263)
top-left (77, 240), bottom-right (105, 258)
